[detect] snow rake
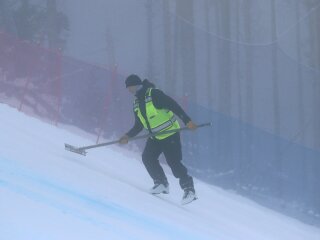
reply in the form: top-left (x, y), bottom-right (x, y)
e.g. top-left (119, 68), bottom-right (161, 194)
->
top-left (64, 122), bottom-right (211, 156)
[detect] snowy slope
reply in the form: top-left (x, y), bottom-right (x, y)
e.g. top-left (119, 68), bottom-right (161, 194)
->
top-left (0, 104), bottom-right (319, 240)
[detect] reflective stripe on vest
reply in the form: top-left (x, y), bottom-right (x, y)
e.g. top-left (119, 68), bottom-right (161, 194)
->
top-left (133, 88), bottom-right (180, 140)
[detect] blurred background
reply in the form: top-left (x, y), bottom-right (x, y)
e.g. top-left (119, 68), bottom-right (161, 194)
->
top-left (0, 0), bottom-right (319, 226)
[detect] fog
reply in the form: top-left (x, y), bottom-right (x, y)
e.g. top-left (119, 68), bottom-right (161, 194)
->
top-left (0, 0), bottom-right (319, 226)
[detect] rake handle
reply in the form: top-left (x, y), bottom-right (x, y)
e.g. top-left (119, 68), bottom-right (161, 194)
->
top-left (79, 122), bottom-right (211, 151)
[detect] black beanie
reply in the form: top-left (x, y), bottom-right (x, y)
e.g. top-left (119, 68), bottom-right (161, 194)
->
top-left (125, 74), bottom-right (142, 88)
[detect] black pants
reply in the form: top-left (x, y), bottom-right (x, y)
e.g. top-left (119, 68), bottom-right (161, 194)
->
top-left (142, 133), bottom-right (194, 190)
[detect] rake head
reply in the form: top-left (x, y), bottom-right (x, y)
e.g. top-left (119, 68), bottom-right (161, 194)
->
top-left (65, 144), bottom-right (87, 156)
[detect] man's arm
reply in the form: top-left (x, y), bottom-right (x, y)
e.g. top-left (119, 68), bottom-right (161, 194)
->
top-left (126, 112), bottom-right (144, 137)
top-left (151, 89), bottom-right (191, 125)
top-left (119, 112), bottom-right (143, 144)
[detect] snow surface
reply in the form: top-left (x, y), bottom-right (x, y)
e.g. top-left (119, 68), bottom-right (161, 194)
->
top-left (0, 104), bottom-right (319, 240)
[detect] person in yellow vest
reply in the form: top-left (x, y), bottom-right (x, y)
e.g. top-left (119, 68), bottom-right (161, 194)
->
top-left (119, 74), bottom-right (198, 204)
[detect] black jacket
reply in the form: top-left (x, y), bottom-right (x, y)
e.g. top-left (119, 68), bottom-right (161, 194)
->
top-left (126, 86), bottom-right (191, 138)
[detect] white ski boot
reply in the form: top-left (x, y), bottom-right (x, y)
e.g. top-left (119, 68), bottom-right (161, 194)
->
top-left (149, 183), bottom-right (169, 194)
top-left (181, 189), bottom-right (197, 205)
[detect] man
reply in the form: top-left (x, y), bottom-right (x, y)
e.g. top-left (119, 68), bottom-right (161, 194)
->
top-left (119, 74), bottom-right (198, 204)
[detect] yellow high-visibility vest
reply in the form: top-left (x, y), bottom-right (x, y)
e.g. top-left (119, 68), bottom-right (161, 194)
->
top-left (134, 88), bottom-right (180, 140)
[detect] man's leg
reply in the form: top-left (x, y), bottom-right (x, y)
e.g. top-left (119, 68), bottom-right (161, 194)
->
top-left (163, 133), bottom-right (197, 203)
top-left (162, 133), bottom-right (195, 191)
top-left (142, 137), bottom-right (168, 185)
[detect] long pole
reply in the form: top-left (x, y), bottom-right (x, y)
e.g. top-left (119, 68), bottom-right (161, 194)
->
top-left (65, 122), bottom-right (211, 156)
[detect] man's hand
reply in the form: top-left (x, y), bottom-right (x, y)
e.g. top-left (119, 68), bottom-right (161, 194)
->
top-left (186, 121), bottom-right (197, 130)
top-left (119, 134), bottom-right (129, 144)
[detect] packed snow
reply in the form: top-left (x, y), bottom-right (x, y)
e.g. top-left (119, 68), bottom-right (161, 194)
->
top-left (0, 104), bottom-right (319, 240)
